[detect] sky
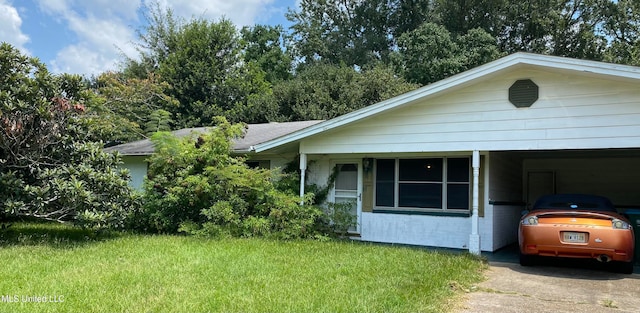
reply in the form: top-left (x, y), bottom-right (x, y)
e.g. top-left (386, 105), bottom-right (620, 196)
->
top-left (0, 0), bottom-right (298, 76)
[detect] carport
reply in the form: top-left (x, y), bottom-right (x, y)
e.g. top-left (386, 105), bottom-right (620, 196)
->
top-left (488, 149), bottom-right (640, 249)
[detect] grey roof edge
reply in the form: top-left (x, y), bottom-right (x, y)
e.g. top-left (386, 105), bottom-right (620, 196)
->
top-left (105, 120), bottom-right (324, 156)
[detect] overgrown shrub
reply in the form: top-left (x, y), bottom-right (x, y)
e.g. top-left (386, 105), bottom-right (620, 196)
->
top-left (136, 117), bottom-right (330, 239)
top-left (0, 43), bottom-right (139, 230)
top-left (324, 201), bottom-right (357, 236)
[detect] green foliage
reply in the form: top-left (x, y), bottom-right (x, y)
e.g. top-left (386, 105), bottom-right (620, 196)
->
top-left (86, 72), bottom-right (178, 143)
top-left (0, 43), bottom-right (138, 229)
top-left (241, 24), bottom-right (293, 83)
top-left (138, 117), bottom-right (329, 239)
top-left (433, 0), bottom-right (506, 36)
top-left (394, 23), bottom-right (502, 85)
top-left (250, 63), bottom-right (417, 121)
top-left (602, 0), bottom-right (640, 66)
top-left (124, 3), bottom-right (271, 126)
top-left (287, 0), bottom-right (397, 68)
top-left (143, 109), bottom-right (173, 135)
top-left (324, 201), bottom-right (357, 237)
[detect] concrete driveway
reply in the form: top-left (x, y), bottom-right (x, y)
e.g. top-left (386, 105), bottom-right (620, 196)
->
top-left (456, 246), bottom-right (640, 313)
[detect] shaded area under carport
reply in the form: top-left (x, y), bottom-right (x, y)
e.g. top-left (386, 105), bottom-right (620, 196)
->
top-left (483, 244), bottom-right (639, 274)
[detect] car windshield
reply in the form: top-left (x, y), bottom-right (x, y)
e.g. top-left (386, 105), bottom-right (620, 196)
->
top-left (532, 194), bottom-right (616, 213)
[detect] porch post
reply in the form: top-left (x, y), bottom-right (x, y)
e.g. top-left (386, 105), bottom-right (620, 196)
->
top-left (299, 153), bottom-right (307, 205)
top-left (469, 150), bottom-right (481, 255)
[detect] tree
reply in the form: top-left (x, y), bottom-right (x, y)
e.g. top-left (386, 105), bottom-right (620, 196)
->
top-left (123, 3), bottom-right (270, 127)
top-left (388, 0), bottom-right (436, 39)
top-left (602, 0), bottom-right (640, 65)
top-left (393, 23), bottom-right (502, 85)
top-left (286, 0), bottom-right (396, 68)
top-left (0, 43), bottom-right (137, 228)
top-left (490, 0), bottom-right (607, 59)
top-left (250, 63), bottom-right (418, 122)
top-left (241, 24), bottom-right (293, 83)
top-left (432, 0), bottom-right (608, 60)
top-left (545, 0), bottom-right (607, 60)
top-left (433, 0), bottom-right (507, 36)
top-left (86, 72), bottom-right (178, 144)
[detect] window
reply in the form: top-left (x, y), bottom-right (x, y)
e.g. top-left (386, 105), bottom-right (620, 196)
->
top-left (374, 157), bottom-right (470, 212)
top-left (245, 160), bottom-right (271, 169)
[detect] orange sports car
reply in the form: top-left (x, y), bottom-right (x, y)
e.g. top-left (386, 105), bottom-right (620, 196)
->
top-left (519, 194), bottom-right (635, 274)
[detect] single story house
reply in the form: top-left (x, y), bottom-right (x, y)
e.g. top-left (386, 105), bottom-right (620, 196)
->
top-left (109, 52), bottom-right (640, 255)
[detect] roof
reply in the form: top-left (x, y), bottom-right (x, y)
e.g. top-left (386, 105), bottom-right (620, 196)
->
top-left (253, 52), bottom-right (640, 153)
top-left (105, 120), bottom-right (323, 156)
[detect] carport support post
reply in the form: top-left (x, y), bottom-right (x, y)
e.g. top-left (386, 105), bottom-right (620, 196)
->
top-left (469, 150), bottom-right (481, 255)
top-left (299, 153), bottom-right (307, 205)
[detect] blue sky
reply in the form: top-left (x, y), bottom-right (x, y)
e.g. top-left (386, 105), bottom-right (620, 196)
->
top-left (1, 0), bottom-right (297, 76)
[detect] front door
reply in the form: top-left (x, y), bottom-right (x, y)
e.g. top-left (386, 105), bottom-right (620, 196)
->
top-left (332, 162), bottom-right (362, 234)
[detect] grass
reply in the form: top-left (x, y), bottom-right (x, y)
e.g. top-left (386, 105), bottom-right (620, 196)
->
top-left (0, 222), bottom-right (486, 313)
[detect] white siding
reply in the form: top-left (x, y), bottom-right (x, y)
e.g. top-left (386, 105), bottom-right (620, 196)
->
top-left (306, 156), bottom-right (333, 192)
top-left (301, 69), bottom-right (640, 154)
top-left (120, 156), bottom-right (147, 190)
top-left (360, 212), bottom-right (494, 251)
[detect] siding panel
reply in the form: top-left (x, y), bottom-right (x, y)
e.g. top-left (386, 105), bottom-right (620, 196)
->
top-left (302, 70), bottom-right (640, 154)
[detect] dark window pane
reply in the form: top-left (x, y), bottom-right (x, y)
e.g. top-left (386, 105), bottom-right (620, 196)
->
top-left (399, 159), bottom-right (442, 182)
top-left (447, 184), bottom-right (469, 210)
top-left (399, 183), bottom-right (442, 208)
top-left (447, 158), bottom-right (470, 182)
top-left (376, 182), bottom-right (395, 207)
top-left (376, 159), bottom-right (395, 207)
top-left (376, 159), bottom-right (395, 180)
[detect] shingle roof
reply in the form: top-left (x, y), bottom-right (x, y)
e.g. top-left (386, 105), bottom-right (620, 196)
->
top-left (104, 120), bottom-right (323, 156)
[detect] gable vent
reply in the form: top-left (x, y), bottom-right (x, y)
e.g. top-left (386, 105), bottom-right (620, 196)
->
top-left (509, 79), bottom-right (538, 108)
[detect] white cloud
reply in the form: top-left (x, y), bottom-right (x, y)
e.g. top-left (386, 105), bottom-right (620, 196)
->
top-left (37, 0), bottom-right (141, 75)
top-left (50, 14), bottom-right (138, 74)
top-left (50, 45), bottom-right (120, 75)
top-left (0, 0), bottom-right (30, 52)
top-left (153, 0), bottom-right (274, 27)
top-left (37, 0), bottom-right (284, 75)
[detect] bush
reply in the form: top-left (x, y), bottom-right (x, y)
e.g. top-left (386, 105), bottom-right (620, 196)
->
top-left (324, 201), bottom-right (357, 237)
top-left (136, 117), bottom-right (331, 239)
top-left (0, 43), bottom-right (139, 230)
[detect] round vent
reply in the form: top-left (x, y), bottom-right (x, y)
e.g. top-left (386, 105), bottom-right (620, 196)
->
top-left (509, 79), bottom-right (538, 108)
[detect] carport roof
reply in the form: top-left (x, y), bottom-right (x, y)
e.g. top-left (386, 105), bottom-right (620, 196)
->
top-left (105, 120), bottom-right (323, 156)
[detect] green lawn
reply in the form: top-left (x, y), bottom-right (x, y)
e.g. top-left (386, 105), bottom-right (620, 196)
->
top-left (0, 223), bottom-right (485, 313)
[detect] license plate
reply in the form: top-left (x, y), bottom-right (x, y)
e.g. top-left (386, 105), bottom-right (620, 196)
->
top-left (563, 232), bottom-right (587, 243)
